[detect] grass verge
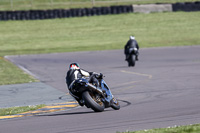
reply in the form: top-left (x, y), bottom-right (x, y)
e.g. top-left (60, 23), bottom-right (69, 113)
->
top-left (0, 104), bottom-right (45, 116)
top-left (0, 57), bottom-right (38, 85)
top-left (119, 124), bottom-right (200, 133)
top-left (0, 11), bottom-right (200, 85)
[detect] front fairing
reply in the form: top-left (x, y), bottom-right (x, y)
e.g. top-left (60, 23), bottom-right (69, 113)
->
top-left (100, 80), bottom-right (113, 104)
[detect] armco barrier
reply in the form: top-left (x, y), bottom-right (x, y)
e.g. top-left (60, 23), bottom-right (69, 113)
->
top-left (0, 2), bottom-right (199, 21)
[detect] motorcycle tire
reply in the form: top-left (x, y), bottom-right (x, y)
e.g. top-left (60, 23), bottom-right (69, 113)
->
top-left (128, 54), bottom-right (135, 67)
top-left (82, 91), bottom-right (105, 112)
top-left (110, 98), bottom-right (120, 110)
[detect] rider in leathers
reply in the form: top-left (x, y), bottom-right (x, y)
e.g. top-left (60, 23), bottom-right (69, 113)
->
top-left (66, 63), bottom-right (102, 106)
top-left (124, 36), bottom-right (139, 61)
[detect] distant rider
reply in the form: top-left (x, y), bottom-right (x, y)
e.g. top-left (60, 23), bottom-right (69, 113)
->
top-left (66, 63), bottom-right (102, 106)
top-left (124, 35), bottom-right (139, 61)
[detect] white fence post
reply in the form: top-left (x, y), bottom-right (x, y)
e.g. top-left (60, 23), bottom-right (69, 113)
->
top-left (30, 0), bottom-right (33, 8)
top-left (51, 0), bottom-right (54, 6)
top-left (91, 0), bottom-right (95, 6)
top-left (10, 0), bottom-right (13, 10)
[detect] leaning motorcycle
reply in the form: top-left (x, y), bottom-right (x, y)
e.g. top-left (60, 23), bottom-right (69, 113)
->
top-left (126, 47), bottom-right (138, 67)
top-left (68, 74), bottom-right (120, 112)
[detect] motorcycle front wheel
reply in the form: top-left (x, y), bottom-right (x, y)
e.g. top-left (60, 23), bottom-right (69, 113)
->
top-left (110, 98), bottom-right (120, 110)
top-left (82, 91), bottom-right (105, 112)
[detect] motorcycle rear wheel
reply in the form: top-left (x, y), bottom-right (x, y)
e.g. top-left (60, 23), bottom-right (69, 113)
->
top-left (82, 91), bottom-right (105, 112)
top-left (128, 54), bottom-right (135, 67)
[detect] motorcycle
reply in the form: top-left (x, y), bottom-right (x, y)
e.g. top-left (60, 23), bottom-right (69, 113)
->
top-left (68, 74), bottom-right (120, 112)
top-left (126, 47), bottom-right (138, 67)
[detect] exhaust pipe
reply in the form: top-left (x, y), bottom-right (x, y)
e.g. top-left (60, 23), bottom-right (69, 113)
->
top-left (86, 83), bottom-right (104, 95)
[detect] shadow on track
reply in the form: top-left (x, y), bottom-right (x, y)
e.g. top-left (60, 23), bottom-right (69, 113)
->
top-left (36, 99), bottom-right (131, 117)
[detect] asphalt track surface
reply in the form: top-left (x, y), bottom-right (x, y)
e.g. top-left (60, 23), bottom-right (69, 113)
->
top-left (1, 46), bottom-right (200, 133)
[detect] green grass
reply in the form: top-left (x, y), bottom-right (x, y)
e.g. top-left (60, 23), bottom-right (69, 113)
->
top-left (0, 0), bottom-right (199, 11)
top-left (1, 12), bottom-right (200, 56)
top-left (0, 104), bottom-right (45, 116)
top-left (119, 124), bottom-right (200, 133)
top-left (0, 11), bottom-right (200, 85)
top-left (0, 57), bottom-right (37, 85)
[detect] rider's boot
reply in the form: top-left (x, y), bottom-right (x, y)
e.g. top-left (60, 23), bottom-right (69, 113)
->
top-left (77, 99), bottom-right (84, 106)
top-left (125, 54), bottom-right (129, 61)
top-left (136, 55), bottom-right (139, 61)
top-left (136, 51), bottom-right (139, 61)
top-left (74, 97), bottom-right (84, 106)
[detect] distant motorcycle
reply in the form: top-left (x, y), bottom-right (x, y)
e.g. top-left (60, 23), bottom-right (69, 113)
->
top-left (126, 47), bottom-right (138, 67)
top-left (68, 74), bottom-right (120, 112)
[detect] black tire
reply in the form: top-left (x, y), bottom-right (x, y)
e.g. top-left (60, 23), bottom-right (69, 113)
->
top-left (129, 54), bottom-right (135, 67)
top-left (82, 91), bottom-right (105, 112)
top-left (110, 98), bottom-right (120, 110)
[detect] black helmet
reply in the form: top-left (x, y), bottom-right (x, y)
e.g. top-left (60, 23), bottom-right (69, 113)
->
top-left (69, 63), bottom-right (80, 70)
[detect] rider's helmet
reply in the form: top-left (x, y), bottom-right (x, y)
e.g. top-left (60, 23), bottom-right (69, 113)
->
top-left (129, 36), bottom-right (135, 40)
top-left (69, 63), bottom-right (80, 70)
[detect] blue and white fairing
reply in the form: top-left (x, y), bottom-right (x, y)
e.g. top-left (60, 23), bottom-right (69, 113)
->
top-left (100, 79), bottom-right (113, 103)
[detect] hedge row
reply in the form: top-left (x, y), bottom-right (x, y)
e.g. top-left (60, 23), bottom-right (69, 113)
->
top-left (0, 2), bottom-right (199, 21)
top-left (0, 5), bottom-right (133, 21)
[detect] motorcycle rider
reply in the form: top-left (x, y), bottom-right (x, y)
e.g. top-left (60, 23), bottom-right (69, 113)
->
top-left (66, 63), bottom-right (102, 106)
top-left (124, 35), bottom-right (139, 61)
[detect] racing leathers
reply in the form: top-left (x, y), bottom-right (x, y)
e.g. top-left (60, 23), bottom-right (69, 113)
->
top-left (124, 38), bottom-right (139, 61)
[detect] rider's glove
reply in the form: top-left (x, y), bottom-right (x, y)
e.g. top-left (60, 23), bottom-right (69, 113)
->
top-left (96, 73), bottom-right (103, 79)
